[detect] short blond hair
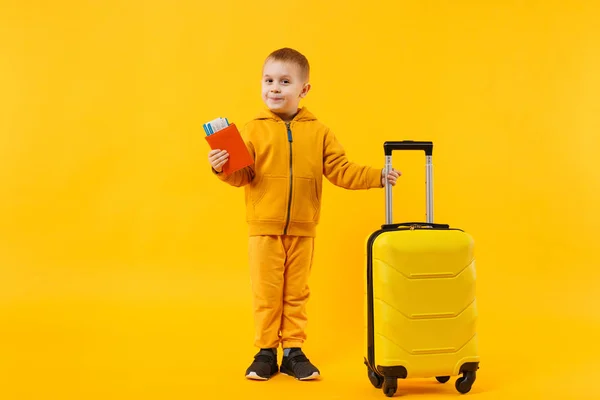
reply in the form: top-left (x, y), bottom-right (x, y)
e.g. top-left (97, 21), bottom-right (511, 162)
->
top-left (265, 47), bottom-right (310, 81)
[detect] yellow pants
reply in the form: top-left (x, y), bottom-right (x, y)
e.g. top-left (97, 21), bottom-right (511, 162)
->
top-left (248, 235), bottom-right (314, 349)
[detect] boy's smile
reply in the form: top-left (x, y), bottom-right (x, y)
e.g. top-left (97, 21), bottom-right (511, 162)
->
top-left (262, 59), bottom-right (310, 122)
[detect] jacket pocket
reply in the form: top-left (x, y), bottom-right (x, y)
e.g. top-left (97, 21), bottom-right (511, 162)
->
top-left (290, 176), bottom-right (320, 222)
top-left (251, 175), bottom-right (288, 221)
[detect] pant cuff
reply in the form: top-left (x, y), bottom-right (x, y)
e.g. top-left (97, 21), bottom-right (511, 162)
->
top-left (255, 340), bottom-right (281, 349)
top-left (282, 341), bottom-right (304, 349)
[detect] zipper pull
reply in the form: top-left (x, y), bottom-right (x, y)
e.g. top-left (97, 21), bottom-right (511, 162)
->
top-left (286, 122), bottom-right (293, 142)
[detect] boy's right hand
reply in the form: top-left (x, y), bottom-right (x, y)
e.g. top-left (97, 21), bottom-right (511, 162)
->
top-left (208, 149), bottom-right (229, 173)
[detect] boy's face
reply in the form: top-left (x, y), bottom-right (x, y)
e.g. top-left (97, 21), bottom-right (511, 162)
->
top-left (262, 59), bottom-right (310, 121)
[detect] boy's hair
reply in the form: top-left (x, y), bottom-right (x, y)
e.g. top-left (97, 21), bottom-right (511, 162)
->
top-left (265, 47), bottom-right (310, 81)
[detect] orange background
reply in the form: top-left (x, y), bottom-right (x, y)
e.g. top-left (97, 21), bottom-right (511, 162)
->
top-left (1, 1), bottom-right (599, 399)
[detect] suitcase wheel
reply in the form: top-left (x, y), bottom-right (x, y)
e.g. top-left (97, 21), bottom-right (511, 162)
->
top-left (436, 376), bottom-right (450, 384)
top-left (382, 377), bottom-right (397, 397)
top-left (455, 371), bottom-right (476, 394)
top-left (368, 370), bottom-right (383, 389)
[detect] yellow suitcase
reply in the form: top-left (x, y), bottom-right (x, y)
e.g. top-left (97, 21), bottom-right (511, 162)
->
top-left (364, 141), bottom-right (479, 397)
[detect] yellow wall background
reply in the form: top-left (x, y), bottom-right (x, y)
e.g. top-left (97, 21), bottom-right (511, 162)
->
top-left (1, 1), bottom-right (599, 399)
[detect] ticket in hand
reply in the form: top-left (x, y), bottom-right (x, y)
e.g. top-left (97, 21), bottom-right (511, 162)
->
top-left (204, 119), bottom-right (253, 175)
top-left (203, 117), bottom-right (230, 136)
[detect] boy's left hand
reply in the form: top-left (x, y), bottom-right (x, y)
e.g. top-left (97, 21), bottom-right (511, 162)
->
top-left (381, 168), bottom-right (401, 187)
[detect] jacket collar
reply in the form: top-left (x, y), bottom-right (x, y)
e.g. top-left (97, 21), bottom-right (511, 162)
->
top-left (254, 107), bottom-right (317, 122)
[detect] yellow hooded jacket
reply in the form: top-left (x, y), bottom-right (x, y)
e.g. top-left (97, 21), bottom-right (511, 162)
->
top-left (214, 107), bottom-right (382, 237)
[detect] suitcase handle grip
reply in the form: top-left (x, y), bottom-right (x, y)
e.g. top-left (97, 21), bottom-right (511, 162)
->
top-left (384, 141), bottom-right (433, 156)
top-left (382, 222), bottom-right (449, 230)
top-left (384, 141), bottom-right (434, 225)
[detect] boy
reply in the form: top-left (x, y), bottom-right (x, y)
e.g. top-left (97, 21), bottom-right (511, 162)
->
top-left (208, 48), bottom-right (400, 381)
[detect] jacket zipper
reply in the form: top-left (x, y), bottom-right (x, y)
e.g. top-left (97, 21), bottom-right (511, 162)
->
top-left (283, 122), bottom-right (293, 235)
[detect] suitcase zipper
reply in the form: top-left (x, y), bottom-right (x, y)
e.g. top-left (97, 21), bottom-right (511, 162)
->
top-left (384, 226), bottom-right (464, 232)
top-left (381, 222), bottom-right (458, 231)
top-left (366, 229), bottom-right (385, 372)
top-left (381, 222), bottom-right (464, 232)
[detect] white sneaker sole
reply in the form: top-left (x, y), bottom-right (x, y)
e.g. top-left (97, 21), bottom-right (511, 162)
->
top-left (245, 372), bottom-right (269, 380)
top-left (281, 371), bottom-right (320, 380)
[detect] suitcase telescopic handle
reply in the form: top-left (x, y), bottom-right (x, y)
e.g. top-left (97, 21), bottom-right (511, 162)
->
top-left (384, 141), bottom-right (433, 156)
top-left (384, 140), bottom-right (434, 225)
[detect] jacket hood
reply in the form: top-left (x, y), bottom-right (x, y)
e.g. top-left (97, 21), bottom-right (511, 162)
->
top-left (254, 107), bottom-right (317, 122)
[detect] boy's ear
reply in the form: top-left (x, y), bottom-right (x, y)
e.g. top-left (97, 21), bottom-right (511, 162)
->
top-left (300, 82), bottom-right (311, 98)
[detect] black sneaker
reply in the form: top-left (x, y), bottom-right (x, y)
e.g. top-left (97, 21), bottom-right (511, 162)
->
top-left (280, 348), bottom-right (320, 380)
top-left (245, 349), bottom-right (278, 380)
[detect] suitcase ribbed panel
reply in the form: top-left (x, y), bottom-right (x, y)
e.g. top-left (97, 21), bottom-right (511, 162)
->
top-left (367, 229), bottom-right (480, 378)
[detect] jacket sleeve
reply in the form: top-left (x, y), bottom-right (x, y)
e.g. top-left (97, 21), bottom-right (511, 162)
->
top-left (322, 128), bottom-right (382, 190)
top-left (212, 126), bottom-right (256, 187)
